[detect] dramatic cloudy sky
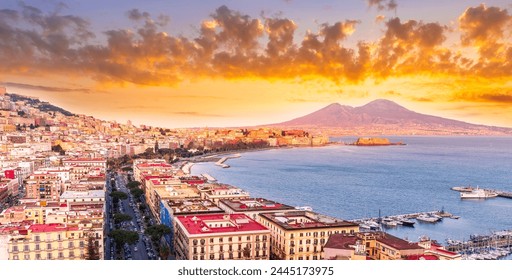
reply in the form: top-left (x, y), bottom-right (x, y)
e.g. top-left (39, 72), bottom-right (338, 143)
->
top-left (1, 0), bottom-right (511, 128)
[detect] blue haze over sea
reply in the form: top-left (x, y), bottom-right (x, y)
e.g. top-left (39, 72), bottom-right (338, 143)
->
top-left (191, 136), bottom-right (512, 249)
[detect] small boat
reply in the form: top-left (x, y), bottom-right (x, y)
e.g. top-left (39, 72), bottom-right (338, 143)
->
top-left (451, 186), bottom-right (474, 192)
top-left (460, 187), bottom-right (498, 199)
top-left (416, 214), bottom-right (441, 223)
top-left (398, 218), bottom-right (416, 227)
top-left (381, 218), bottom-right (399, 227)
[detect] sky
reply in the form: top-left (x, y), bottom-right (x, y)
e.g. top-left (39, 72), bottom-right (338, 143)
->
top-left (1, 0), bottom-right (511, 128)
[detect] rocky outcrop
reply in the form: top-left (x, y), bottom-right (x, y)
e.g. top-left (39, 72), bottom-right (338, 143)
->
top-left (353, 137), bottom-right (404, 146)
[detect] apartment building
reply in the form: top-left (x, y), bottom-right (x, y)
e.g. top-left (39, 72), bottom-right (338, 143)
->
top-left (174, 214), bottom-right (270, 260)
top-left (323, 232), bottom-right (427, 260)
top-left (218, 197), bottom-right (296, 221)
top-left (258, 211), bottom-right (359, 260)
top-left (160, 198), bottom-right (224, 248)
top-left (0, 223), bottom-right (96, 260)
top-left (197, 183), bottom-right (250, 205)
top-left (24, 173), bottom-right (63, 201)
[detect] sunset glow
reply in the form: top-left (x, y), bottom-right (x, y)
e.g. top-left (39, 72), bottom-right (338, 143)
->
top-left (1, 0), bottom-right (511, 128)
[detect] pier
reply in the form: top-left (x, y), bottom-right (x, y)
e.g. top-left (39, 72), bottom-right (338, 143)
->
top-left (349, 209), bottom-right (459, 230)
top-left (214, 154), bottom-right (241, 168)
top-left (451, 186), bottom-right (512, 199)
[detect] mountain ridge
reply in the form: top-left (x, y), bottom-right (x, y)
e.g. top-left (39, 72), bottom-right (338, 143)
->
top-left (265, 99), bottom-right (512, 135)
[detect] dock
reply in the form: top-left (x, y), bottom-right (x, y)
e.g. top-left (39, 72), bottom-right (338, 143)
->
top-left (349, 209), bottom-right (459, 230)
top-left (445, 230), bottom-right (512, 260)
top-left (214, 154), bottom-right (241, 169)
top-left (451, 186), bottom-right (512, 199)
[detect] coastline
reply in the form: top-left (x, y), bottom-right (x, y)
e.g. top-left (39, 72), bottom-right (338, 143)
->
top-left (179, 144), bottom-right (333, 174)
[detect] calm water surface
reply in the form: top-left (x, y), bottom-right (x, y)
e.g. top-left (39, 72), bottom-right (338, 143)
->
top-left (191, 136), bottom-right (512, 247)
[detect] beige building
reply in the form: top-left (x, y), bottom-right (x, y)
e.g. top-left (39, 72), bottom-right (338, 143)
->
top-left (259, 211), bottom-right (360, 260)
top-left (144, 177), bottom-right (200, 220)
top-left (174, 213), bottom-right (270, 260)
top-left (218, 197), bottom-right (296, 221)
top-left (24, 173), bottom-right (63, 201)
top-left (0, 222), bottom-right (101, 260)
top-left (323, 232), bottom-right (430, 260)
top-left (197, 183), bottom-right (250, 205)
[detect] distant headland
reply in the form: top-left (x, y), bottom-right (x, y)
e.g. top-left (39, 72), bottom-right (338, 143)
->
top-left (351, 137), bottom-right (406, 146)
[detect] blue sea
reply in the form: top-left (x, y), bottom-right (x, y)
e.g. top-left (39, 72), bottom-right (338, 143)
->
top-left (190, 136), bottom-right (512, 249)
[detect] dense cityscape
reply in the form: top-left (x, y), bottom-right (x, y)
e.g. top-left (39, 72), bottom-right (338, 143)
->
top-left (2, 87), bottom-right (485, 261)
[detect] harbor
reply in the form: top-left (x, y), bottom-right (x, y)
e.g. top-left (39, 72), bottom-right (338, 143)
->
top-left (349, 209), bottom-right (460, 230)
top-left (445, 230), bottom-right (512, 260)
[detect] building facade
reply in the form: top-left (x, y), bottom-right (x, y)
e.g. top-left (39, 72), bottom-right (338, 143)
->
top-left (174, 214), bottom-right (270, 260)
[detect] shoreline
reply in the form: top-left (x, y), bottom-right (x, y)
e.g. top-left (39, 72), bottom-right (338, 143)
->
top-left (179, 144), bottom-right (334, 174)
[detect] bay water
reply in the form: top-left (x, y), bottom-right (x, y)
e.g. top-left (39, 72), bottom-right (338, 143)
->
top-left (190, 136), bottom-right (512, 249)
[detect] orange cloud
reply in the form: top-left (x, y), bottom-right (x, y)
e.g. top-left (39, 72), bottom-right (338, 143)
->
top-left (0, 3), bottom-right (511, 89)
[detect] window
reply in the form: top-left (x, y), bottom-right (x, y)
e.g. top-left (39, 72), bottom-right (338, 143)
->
top-left (24, 254), bottom-right (30, 260)
top-left (12, 245), bottom-right (19, 252)
top-left (69, 242), bottom-right (74, 248)
top-left (24, 245), bottom-right (29, 251)
top-left (69, 251), bottom-right (75, 258)
top-left (47, 244), bottom-right (52, 250)
top-left (58, 252), bottom-right (64, 259)
top-left (13, 255), bottom-right (19, 260)
top-left (79, 241), bottom-right (84, 248)
top-left (47, 253), bottom-right (52, 260)
top-left (36, 254), bottom-right (41, 260)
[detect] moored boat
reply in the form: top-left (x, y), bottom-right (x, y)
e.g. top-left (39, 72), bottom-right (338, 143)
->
top-left (460, 188), bottom-right (498, 199)
top-left (416, 214), bottom-right (441, 223)
top-left (398, 218), bottom-right (415, 227)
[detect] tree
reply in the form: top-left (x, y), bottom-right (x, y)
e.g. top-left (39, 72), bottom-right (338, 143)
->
top-left (109, 230), bottom-right (139, 247)
top-left (113, 213), bottom-right (132, 225)
top-left (243, 246), bottom-right (251, 259)
top-left (130, 188), bottom-right (144, 200)
top-left (85, 234), bottom-right (100, 260)
top-left (159, 243), bottom-right (171, 260)
top-left (145, 225), bottom-right (171, 243)
top-left (126, 181), bottom-right (141, 189)
top-left (110, 191), bottom-right (128, 201)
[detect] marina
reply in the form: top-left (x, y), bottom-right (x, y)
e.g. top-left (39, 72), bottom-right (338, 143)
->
top-left (445, 230), bottom-right (512, 260)
top-left (451, 186), bottom-right (512, 199)
top-left (349, 209), bottom-right (459, 230)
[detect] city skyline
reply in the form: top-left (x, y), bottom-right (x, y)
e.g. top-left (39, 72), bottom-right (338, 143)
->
top-left (1, 0), bottom-right (512, 128)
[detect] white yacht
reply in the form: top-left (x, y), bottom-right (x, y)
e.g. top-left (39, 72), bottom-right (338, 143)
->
top-left (460, 188), bottom-right (498, 199)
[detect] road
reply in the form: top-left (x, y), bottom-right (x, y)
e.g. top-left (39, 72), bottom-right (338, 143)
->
top-left (105, 172), bottom-right (158, 260)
